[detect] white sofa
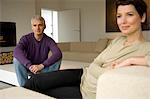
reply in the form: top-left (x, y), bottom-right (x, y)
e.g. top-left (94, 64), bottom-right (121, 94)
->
top-left (58, 38), bottom-right (109, 63)
top-left (97, 66), bottom-right (150, 99)
top-left (1, 66), bottom-right (150, 99)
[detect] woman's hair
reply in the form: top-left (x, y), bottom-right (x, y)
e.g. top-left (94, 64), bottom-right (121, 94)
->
top-left (31, 15), bottom-right (46, 28)
top-left (115, 0), bottom-right (147, 18)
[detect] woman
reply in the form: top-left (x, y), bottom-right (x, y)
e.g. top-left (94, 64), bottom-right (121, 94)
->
top-left (24, 0), bottom-right (149, 99)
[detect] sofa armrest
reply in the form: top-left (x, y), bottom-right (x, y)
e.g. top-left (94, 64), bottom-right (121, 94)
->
top-left (96, 66), bottom-right (150, 99)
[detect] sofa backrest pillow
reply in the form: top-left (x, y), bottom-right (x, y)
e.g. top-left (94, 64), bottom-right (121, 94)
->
top-left (95, 39), bottom-right (108, 53)
top-left (70, 42), bottom-right (96, 52)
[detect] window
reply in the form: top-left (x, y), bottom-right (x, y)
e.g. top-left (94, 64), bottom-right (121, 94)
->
top-left (41, 9), bottom-right (58, 42)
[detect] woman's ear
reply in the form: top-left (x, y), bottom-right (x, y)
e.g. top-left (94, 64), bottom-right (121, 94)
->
top-left (141, 13), bottom-right (146, 23)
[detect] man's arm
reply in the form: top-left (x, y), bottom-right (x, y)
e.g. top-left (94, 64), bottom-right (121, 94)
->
top-left (13, 36), bottom-right (32, 69)
top-left (42, 39), bottom-right (62, 67)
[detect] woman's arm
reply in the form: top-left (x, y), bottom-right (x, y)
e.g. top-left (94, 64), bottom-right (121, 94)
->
top-left (112, 56), bottom-right (149, 68)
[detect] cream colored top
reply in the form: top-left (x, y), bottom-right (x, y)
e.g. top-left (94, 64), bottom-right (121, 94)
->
top-left (80, 36), bottom-right (150, 99)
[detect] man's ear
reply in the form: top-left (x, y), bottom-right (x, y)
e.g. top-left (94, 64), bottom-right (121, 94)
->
top-left (44, 25), bottom-right (46, 29)
top-left (141, 13), bottom-right (146, 23)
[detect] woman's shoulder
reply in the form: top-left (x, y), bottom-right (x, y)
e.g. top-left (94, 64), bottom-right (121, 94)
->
top-left (139, 41), bottom-right (150, 53)
top-left (141, 41), bottom-right (150, 47)
top-left (110, 36), bottom-right (126, 44)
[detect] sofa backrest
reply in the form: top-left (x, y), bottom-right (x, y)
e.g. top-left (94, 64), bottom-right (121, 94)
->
top-left (70, 42), bottom-right (96, 52)
top-left (70, 38), bottom-right (109, 53)
top-left (57, 43), bottom-right (70, 51)
top-left (94, 39), bottom-right (108, 53)
top-left (58, 38), bottom-right (111, 53)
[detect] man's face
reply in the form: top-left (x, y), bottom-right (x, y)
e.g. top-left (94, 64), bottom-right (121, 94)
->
top-left (31, 19), bottom-right (45, 35)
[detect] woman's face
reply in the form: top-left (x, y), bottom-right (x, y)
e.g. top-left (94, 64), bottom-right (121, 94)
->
top-left (116, 4), bottom-right (145, 35)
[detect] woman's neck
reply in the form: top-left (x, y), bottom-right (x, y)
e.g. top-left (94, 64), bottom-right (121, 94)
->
top-left (124, 32), bottom-right (144, 46)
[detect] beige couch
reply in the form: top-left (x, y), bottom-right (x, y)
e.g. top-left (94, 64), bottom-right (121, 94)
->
top-left (58, 38), bottom-right (109, 63)
top-left (1, 66), bottom-right (150, 99)
top-left (97, 66), bottom-right (150, 99)
top-left (2, 38), bottom-right (150, 98)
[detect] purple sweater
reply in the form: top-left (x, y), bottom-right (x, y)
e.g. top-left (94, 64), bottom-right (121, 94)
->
top-left (14, 32), bottom-right (62, 69)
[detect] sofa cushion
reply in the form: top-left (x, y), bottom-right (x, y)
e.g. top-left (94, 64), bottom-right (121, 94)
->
top-left (95, 39), bottom-right (108, 53)
top-left (60, 60), bottom-right (90, 70)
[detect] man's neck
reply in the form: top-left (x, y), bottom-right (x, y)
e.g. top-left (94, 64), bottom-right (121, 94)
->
top-left (34, 33), bottom-right (43, 41)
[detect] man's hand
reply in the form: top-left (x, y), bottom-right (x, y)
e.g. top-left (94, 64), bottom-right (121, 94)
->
top-left (29, 64), bottom-right (44, 74)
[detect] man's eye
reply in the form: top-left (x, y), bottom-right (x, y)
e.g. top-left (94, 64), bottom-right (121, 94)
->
top-left (33, 25), bottom-right (37, 26)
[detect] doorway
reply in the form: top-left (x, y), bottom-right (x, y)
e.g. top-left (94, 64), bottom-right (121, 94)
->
top-left (41, 9), bottom-right (58, 42)
top-left (41, 9), bottom-right (81, 42)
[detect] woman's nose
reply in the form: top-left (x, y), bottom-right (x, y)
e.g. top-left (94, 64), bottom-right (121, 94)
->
top-left (121, 16), bottom-right (127, 24)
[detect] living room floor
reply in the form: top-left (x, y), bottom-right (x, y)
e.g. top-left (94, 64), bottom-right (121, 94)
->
top-left (0, 81), bottom-right (14, 90)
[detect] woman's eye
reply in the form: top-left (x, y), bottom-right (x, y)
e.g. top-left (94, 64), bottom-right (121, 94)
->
top-left (117, 15), bottom-right (121, 18)
top-left (128, 13), bottom-right (134, 16)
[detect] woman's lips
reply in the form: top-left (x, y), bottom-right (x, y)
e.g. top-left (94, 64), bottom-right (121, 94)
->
top-left (121, 26), bottom-right (130, 30)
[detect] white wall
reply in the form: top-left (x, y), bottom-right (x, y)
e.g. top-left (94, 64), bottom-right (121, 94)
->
top-left (36, 0), bottom-right (105, 42)
top-left (60, 0), bottom-right (105, 41)
top-left (1, 0), bottom-right (150, 42)
top-left (1, 0), bottom-right (36, 42)
top-left (35, 0), bottom-right (61, 15)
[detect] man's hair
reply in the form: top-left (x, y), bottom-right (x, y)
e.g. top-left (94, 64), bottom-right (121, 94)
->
top-left (115, 0), bottom-right (147, 18)
top-left (31, 15), bottom-right (46, 28)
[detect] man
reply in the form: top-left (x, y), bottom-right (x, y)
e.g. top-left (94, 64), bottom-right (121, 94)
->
top-left (13, 15), bottom-right (62, 86)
